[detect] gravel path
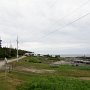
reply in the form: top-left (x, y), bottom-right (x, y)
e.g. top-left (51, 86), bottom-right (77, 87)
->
top-left (0, 56), bottom-right (26, 69)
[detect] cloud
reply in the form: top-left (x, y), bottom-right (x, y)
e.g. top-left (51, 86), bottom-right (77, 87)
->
top-left (0, 0), bottom-right (90, 54)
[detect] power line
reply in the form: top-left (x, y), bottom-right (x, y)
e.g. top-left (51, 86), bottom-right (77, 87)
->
top-left (41, 0), bottom-right (90, 22)
top-left (37, 12), bottom-right (90, 41)
top-left (38, 0), bottom-right (90, 36)
top-left (56, 0), bottom-right (90, 21)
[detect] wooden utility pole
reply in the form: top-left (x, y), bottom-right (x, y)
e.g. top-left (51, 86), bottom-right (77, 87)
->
top-left (4, 57), bottom-right (7, 79)
top-left (0, 37), bottom-right (2, 48)
top-left (17, 36), bottom-right (19, 62)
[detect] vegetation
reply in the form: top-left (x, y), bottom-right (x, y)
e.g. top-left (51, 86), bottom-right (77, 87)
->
top-left (0, 56), bottom-right (90, 90)
top-left (17, 75), bottom-right (90, 90)
top-left (0, 47), bottom-right (28, 60)
top-left (22, 56), bottom-right (63, 64)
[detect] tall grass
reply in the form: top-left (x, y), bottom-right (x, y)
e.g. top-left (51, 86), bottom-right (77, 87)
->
top-left (17, 76), bottom-right (90, 90)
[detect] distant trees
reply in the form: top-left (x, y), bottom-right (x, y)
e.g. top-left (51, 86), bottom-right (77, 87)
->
top-left (0, 47), bottom-right (28, 60)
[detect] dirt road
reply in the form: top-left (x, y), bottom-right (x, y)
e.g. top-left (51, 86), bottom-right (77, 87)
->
top-left (0, 56), bottom-right (26, 68)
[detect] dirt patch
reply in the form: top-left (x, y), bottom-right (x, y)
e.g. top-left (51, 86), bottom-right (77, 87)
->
top-left (21, 67), bottom-right (55, 73)
top-left (52, 61), bottom-right (71, 65)
top-left (78, 77), bottom-right (90, 80)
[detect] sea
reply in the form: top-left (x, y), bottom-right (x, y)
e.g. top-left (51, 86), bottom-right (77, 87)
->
top-left (60, 54), bottom-right (90, 57)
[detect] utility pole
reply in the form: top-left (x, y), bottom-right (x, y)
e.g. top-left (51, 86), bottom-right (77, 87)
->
top-left (17, 36), bottom-right (19, 62)
top-left (4, 57), bottom-right (7, 79)
top-left (0, 37), bottom-right (2, 48)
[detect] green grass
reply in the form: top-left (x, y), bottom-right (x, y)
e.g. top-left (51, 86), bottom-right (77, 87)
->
top-left (1, 71), bottom-right (89, 90)
top-left (0, 56), bottom-right (90, 90)
top-left (21, 56), bottom-right (63, 64)
top-left (14, 56), bottom-right (90, 77)
top-left (15, 72), bottom-right (90, 90)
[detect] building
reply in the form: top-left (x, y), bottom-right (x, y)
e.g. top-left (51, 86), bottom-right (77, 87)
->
top-left (24, 52), bottom-right (34, 56)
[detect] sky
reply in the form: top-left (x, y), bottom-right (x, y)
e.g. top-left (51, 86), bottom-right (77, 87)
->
top-left (0, 0), bottom-right (90, 55)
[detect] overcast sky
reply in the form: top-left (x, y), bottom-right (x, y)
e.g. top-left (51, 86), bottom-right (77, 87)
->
top-left (0, 0), bottom-right (90, 55)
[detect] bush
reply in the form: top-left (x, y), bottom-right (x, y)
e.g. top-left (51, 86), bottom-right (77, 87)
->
top-left (28, 57), bottom-right (42, 63)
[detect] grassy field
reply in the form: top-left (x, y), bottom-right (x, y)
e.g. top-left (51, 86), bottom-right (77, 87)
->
top-left (0, 56), bottom-right (90, 90)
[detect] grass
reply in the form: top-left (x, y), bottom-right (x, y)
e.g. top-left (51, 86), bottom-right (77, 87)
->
top-left (16, 76), bottom-right (90, 90)
top-left (0, 56), bottom-right (90, 90)
top-left (14, 56), bottom-right (90, 77)
top-left (9, 72), bottom-right (90, 90)
top-left (0, 71), bottom-right (90, 90)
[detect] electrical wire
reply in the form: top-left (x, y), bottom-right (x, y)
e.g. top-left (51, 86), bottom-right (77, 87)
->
top-left (37, 0), bottom-right (90, 40)
top-left (37, 12), bottom-right (90, 41)
top-left (40, 0), bottom-right (90, 24)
